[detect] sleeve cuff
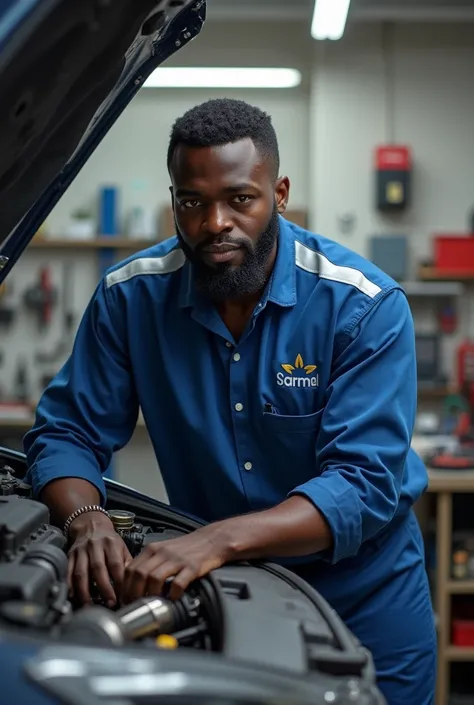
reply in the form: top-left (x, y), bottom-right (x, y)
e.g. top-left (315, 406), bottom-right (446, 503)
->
top-left (288, 473), bottom-right (362, 564)
top-left (26, 461), bottom-right (107, 507)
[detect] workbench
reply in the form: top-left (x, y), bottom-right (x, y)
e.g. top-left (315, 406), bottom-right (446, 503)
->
top-left (427, 469), bottom-right (474, 705)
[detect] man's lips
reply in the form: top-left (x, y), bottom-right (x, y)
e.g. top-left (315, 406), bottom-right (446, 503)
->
top-left (200, 242), bottom-right (243, 264)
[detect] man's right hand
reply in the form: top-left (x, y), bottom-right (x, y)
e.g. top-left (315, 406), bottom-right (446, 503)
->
top-left (67, 512), bottom-right (133, 607)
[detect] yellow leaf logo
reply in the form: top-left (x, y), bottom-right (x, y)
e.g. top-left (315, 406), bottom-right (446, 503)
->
top-left (281, 355), bottom-right (317, 376)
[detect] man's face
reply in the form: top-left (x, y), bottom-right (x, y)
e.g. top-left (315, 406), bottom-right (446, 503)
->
top-left (169, 138), bottom-right (289, 301)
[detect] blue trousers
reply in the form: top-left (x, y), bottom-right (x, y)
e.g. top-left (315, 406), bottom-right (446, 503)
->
top-left (292, 511), bottom-right (437, 705)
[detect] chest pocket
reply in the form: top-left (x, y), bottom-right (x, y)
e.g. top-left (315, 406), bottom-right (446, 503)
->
top-left (261, 409), bottom-right (323, 487)
top-left (262, 409), bottom-right (322, 434)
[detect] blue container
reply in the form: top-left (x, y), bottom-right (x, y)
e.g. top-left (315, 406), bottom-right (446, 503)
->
top-left (99, 186), bottom-right (118, 236)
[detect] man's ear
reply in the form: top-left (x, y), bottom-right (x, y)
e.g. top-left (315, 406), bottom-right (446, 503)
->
top-left (275, 176), bottom-right (290, 215)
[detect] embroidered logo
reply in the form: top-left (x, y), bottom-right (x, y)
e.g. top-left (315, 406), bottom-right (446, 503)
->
top-left (277, 354), bottom-right (319, 389)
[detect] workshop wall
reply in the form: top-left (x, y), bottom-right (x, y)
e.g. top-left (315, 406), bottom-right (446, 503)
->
top-left (307, 22), bottom-right (474, 419)
top-left (2, 18), bottom-right (474, 502)
top-left (309, 23), bottom-right (474, 262)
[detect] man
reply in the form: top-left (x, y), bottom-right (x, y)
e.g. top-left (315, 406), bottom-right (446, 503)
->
top-left (24, 98), bottom-right (436, 704)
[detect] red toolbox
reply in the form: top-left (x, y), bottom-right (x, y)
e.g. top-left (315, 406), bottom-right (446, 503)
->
top-left (452, 619), bottom-right (474, 647)
top-left (435, 235), bottom-right (474, 273)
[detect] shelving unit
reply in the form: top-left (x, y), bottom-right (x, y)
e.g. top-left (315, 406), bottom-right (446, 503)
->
top-left (419, 387), bottom-right (453, 399)
top-left (29, 236), bottom-right (156, 250)
top-left (428, 470), bottom-right (474, 705)
top-left (403, 280), bottom-right (464, 297)
top-left (447, 580), bottom-right (474, 595)
top-left (419, 266), bottom-right (474, 283)
top-left (25, 209), bottom-right (309, 254)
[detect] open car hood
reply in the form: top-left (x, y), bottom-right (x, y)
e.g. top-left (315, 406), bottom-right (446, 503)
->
top-left (0, 0), bottom-right (206, 283)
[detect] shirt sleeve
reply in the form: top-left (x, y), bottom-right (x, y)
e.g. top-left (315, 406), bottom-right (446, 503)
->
top-left (23, 278), bottom-right (139, 504)
top-left (288, 288), bottom-right (417, 564)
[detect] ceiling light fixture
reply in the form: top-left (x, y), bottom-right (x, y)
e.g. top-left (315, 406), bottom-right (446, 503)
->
top-left (143, 67), bottom-right (302, 89)
top-left (311, 0), bottom-right (351, 40)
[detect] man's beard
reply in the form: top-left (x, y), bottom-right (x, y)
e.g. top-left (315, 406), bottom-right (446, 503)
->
top-left (176, 205), bottom-right (279, 302)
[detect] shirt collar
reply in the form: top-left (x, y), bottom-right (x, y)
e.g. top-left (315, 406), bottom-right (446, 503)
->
top-left (178, 214), bottom-right (297, 309)
top-left (267, 215), bottom-right (297, 307)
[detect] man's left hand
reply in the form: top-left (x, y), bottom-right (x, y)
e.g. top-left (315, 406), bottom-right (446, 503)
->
top-left (120, 525), bottom-right (232, 603)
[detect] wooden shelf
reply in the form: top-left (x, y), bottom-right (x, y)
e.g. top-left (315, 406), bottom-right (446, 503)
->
top-left (447, 580), bottom-right (474, 594)
top-left (430, 478), bottom-right (474, 703)
top-left (0, 417), bottom-right (34, 429)
top-left (419, 265), bottom-right (474, 282)
top-left (30, 237), bottom-right (156, 250)
top-left (428, 470), bottom-right (474, 493)
top-left (418, 387), bottom-right (451, 399)
top-left (445, 646), bottom-right (474, 661)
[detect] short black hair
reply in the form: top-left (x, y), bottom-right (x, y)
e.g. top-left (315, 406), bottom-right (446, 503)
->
top-left (167, 98), bottom-right (280, 179)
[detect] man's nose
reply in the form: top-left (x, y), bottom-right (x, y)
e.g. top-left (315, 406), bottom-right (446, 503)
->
top-left (203, 204), bottom-right (233, 235)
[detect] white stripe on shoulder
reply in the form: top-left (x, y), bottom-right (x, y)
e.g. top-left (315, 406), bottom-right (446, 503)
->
top-left (295, 240), bottom-right (382, 299)
top-left (105, 248), bottom-right (186, 288)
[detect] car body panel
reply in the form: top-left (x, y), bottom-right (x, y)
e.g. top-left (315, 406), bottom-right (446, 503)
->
top-left (0, 0), bottom-right (205, 281)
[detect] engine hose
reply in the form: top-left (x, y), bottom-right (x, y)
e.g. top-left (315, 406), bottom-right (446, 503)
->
top-left (192, 573), bottom-right (225, 652)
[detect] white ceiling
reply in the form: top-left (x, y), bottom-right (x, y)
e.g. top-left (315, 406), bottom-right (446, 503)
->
top-left (206, 0), bottom-right (474, 22)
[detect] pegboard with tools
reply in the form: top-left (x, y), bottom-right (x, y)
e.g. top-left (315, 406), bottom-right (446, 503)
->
top-left (0, 256), bottom-right (81, 416)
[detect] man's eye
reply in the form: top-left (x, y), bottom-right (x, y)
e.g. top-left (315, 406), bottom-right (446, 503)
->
top-left (183, 200), bottom-right (201, 209)
top-left (232, 195), bottom-right (252, 204)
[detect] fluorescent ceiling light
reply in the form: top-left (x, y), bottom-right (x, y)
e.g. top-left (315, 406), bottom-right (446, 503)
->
top-left (311, 0), bottom-right (351, 40)
top-left (143, 67), bottom-right (302, 89)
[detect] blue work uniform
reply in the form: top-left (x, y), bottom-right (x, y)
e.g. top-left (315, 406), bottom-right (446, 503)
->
top-left (24, 216), bottom-right (437, 704)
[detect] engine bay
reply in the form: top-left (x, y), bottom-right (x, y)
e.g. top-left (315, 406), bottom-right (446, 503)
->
top-left (0, 459), bottom-right (385, 705)
top-left (0, 464), bottom-right (223, 654)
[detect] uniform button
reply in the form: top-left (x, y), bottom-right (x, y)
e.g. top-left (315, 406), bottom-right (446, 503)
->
top-left (244, 462), bottom-right (253, 471)
top-left (226, 341), bottom-right (232, 348)
top-left (235, 403), bottom-right (244, 412)
top-left (233, 353), bottom-right (241, 362)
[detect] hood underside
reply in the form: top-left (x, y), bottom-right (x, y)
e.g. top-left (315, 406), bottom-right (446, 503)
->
top-left (0, 0), bottom-right (206, 281)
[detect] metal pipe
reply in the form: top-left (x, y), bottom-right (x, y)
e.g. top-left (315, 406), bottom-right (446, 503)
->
top-left (116, 597), bottom-right (177, 640)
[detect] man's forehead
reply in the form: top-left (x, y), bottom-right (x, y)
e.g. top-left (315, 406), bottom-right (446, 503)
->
top-left (171, 139), bottom-right (268, 184)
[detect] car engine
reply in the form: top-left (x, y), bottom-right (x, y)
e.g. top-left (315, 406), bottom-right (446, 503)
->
top-left (0, 464), bottom-right (222, 653)
top-left (0, 460), bottom-right (386, 705)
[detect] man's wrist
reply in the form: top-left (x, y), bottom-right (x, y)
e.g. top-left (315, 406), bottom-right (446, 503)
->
top-left (202, 517), bottom-right (249, 563)
top-left (64, 504), bottom-right (109, 538)
top-left (68, 511), bottom-right (114, 542)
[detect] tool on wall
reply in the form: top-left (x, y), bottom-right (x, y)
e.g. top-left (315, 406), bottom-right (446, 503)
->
top-left (23, 265), bottom-right (57, 332)
top-left (13, 357), bottom-right (30, 405)
top-left (35, 262), bottom-right (76, 364)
